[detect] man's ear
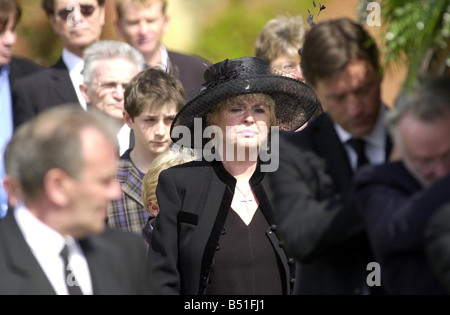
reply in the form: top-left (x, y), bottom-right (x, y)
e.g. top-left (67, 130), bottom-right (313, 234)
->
top-left (98, 6), bottom-right (106, 27)
top-left (48, 14), bottom-right (62, 36)
top-left (123, 110), bottom-right (133, 128)
top-left (162, 13), bottom-right (171, 36)
top-left (3, 175), bottom-right (22, 207)
top-left (79, 83), bottom-right (91, 104)
top-left (44, 168), bottom-right (72, 207)
top-left (149, 200), bottom-right (160, 217)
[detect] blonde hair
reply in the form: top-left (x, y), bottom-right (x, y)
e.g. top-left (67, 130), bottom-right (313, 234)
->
top-left (141, 147), bottom-right (197, 216)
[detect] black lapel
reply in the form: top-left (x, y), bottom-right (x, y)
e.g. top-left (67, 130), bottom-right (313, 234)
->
top-left (49, 57), bottom-right (79, 103)
top-left (314, 114), bottom-right (353, 192)
top-left (0, 210), bottom-right (56, 294)
top-left (79, 235), bottom-right (121, 295)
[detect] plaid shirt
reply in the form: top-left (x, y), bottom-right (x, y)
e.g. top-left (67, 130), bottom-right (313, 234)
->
top-left (107, 149), bottom-right (149, 235)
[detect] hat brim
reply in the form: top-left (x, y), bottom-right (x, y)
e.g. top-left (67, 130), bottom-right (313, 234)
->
top-left (170, 74), bottom-right (318, 149)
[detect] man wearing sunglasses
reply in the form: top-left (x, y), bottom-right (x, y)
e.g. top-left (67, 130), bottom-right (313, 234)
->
top-left (12, 0), bottom-right (105, 129)
top-left (115, 0), bottom-right (210, 103)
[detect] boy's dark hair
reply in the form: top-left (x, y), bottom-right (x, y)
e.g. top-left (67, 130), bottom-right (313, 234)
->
top-left (124, 67), bottom-right (185, 120)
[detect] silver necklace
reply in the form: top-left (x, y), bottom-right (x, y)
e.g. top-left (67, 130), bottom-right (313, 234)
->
top-left (234, 185), bottom-right (253, 211)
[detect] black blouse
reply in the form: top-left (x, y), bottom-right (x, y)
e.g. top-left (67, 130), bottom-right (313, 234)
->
top-left (205, 207), bottom-right (283, 295)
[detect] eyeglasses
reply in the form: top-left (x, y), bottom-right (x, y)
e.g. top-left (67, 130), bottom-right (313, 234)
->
top-left (56, 4), bottom-right (98, 21)
top-left (94, 81), bottom-right (129, 92)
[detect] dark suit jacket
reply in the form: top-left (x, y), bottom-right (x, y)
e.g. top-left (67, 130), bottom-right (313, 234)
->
top-left (267, 113), bottom-right (392, 295)
top-left (167, 50), bottom-right (210, 103)
top-left (354, 162), bottom-right (450, 294)
top-left (424, 202), bottom-right (450, 294)
top-left (148, 159), bottom-right (295, 295)
top-left (0, 210), bottom-right (151, 295)
top-left (12, 57), bottom-right (80, 129)
top-left (9, 56), bottom-right (42, 88)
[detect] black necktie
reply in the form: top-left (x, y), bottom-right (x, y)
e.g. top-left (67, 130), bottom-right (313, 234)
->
top-left (347, 138), bottom-right (369, 169)
top-left (60, 245), bottom-right (83, 295)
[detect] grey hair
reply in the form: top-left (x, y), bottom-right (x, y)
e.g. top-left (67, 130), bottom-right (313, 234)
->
top-left (7, 105), bottom-right (120, 201)
top-left (386, 76), bottom-right (450, 143)
top-left (82, 40), bottom-right (145, 84)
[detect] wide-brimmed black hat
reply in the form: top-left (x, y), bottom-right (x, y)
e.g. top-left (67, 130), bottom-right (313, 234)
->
top-left (170, 56), bottom-right (319, 149)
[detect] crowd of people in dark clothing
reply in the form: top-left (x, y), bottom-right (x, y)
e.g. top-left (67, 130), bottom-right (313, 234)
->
top-left (1, 0), bottom-right (449, 296)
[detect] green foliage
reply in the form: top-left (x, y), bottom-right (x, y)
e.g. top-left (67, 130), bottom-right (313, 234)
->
top-left (380, 0), bottom-right (450, 90)
top-left (191, 0), bottom-right (314, 64)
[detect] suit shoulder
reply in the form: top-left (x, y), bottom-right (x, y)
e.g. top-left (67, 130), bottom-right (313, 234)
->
top-left (162, 159), bottom-right (210, 175)
top-left (12, 66), bottom-right (53, 87)
top-left (99, 228), bottom-right (146, 249)
top-left (354, 161), bottom-right (420, 191)
top-left (168, 50), bottom-right (211, 67)
top-left (10, 56), bottom-right (42, 73)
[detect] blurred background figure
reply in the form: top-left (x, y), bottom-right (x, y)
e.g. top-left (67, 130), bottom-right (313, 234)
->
top-left (254, 14), bottom-right (323, 130)
top-left (0, 0), bottom-right (42, 218)
top-left (115, 0), bottom-right (210, 102)
top-left (107, 67), bottom-right (184, 235)
top-left (355, 75), bottom-right (450, 295)
top-left (141, 147), bottom-right (198, 250)
top-left (0, 105), bottom-right (150, 295)
top-left (254, 14), bottom-right (305, 82)
top-left (12, 0), bottom-right (106, 128)
top-left (80, 40), bottom-right (145, 155)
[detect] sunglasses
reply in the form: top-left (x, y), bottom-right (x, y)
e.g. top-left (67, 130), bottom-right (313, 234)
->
top-left (56, 4), bottom-right (97, 21)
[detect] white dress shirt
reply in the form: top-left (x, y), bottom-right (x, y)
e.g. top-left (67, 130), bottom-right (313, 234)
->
top-left (117, 123), bottom-right (131, 155)
top-left (14, 203), bottom-right (93, 295)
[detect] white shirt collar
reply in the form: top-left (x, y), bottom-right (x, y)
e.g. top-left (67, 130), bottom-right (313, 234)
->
top-left (14, 203), bottom-right (93, 295)
top-left (62, 48), bottom-right (83, 73)
top-left (14, 202), bottom-right (65, 257)
top-left (159, 45), bottom-right (169, 72)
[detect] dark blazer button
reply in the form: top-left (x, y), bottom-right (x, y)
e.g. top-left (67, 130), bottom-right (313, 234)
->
top-left (216, 242), bottom-right (221, 251)
top-left (290, 278), bottom-right (296, 284)
top-left (270, 224), bottom-right (277, 231)
top-left (221, 227), bottom-right (227, 235)
top-left (279, 240), bottom-right (285, 248)
top-left (288, 258), bottom-right (295, 265)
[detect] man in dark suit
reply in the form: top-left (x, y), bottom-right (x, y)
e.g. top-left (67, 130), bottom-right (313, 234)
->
top-left (115, 0), bottom-right (210, 103)
top-left (425, 201), bottom-right (450, 294)
top-left (1, 0), bottom-right (42, 218)
top-left (354, 76), bottom-right (450, 294)
top-left (12, 0), bottom-right (106, 129)
top-left (0, 105), bottom-right (150, 295)
top-left (267, 18), bottom-right (391, 294)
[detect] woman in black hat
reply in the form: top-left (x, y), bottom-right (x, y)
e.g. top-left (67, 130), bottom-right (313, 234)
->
top-left (147, 56), bottom-right (318, 295)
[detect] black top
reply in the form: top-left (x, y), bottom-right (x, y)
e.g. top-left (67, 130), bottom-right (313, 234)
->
top-left (205, 207), bottom-right (283, 295)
